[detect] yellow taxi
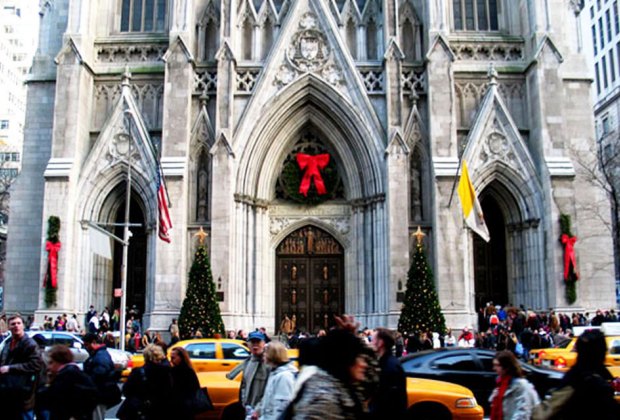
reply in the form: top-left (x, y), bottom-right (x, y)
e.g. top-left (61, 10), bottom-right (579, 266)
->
top-left (535, 324), bottom-right (620, 371)
top-left (196, 369), bottom-right (483, 420)
top-left (122, 338), bottom-right (251, 378)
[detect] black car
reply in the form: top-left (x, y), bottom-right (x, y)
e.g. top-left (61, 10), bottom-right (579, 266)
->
top-left (400, 348), bottom-right (564, 414)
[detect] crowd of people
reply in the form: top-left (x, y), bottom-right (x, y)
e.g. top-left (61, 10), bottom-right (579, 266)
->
top-left (2, 306), bottom-right (620, 419)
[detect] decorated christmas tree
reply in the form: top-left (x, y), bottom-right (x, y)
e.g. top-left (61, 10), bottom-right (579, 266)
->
top-left (398, 227), bottom-right (446, 335)
top-left (179, 231), bottom-right (225, 338)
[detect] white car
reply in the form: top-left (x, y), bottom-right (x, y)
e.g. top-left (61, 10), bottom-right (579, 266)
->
top-left (0, 331), bottom-right (131, 373)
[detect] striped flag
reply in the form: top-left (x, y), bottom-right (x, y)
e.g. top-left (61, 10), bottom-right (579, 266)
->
top-left (157, 166), bottom-right (172, 243)
top-left (457, 160), bottom-right (490, 242)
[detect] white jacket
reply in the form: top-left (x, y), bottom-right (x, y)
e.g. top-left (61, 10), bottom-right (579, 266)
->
top-left (259, 362), bottom-right (298, 420)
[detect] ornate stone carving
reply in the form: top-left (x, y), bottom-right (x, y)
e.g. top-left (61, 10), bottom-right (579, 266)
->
top-left (92, 81), bottom-right (164, 131)
top-left (94, 42), bottom-right (168, 63)
top-left (401, 67), bottom-right (425, 94)
top-left (360, 70), bottom-right (383, 93)
top-left (450, 41), bottom-right (524, 62)
top-left (323, 217), bottom-right (350, 235)
top-left (275, 12), bottom-right (344, 89)
top-left (270, 217), bottom-right (292, 235)
top-left (236, 69), bottom-right (261, 93)
top-left (479, 119), bottom-right (517, 167)
top-left (194, 70), bottom-right (218, 94)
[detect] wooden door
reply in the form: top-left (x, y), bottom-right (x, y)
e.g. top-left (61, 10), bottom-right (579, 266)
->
top-left (276, 226), bottom-right (343, 334)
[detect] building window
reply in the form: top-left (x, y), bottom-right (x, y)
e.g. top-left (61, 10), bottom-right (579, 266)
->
top-left (591, 6), bottom-right (595, 19)
top-left (603, 55), bottom-right (609, 89)
top-left (600, 17), bottom-right (605, 49)
top-left (0, 120), bottom-right (8, 130)
top-left (593, 25), bottom-right (598, 55)
top-left (596, 62), bottom-right (602, 94)
top-left (607, 10), bottom-right (613, 42)
top-left (602, 116), bottom-right (611, 136)
top-left (615, 2), bottom-right (619, 34)
top-left (611, 49), bottom-right (617, 82)
top-left (120, 0), bottom-right (168, 32)
top-left (452, 0), bottom-right (498, 31)
top-left (0, 168), bottom-right (17, 177)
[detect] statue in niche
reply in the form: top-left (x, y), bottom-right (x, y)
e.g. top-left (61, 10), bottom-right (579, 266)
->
top-left (323, 289), bottom-right (329, 305)
top-left (197, 164), bottom-right (209, 222)
top-left (291, 264), bottom-right (297, 281)
top-left (410, 159), bottom-right (422, 221)
top-left (306, 228), bottom-right (315, 254)
top-left (322, 264), bottom-right (328, 280)
top-left (291, 289), bottom-right (297, 305)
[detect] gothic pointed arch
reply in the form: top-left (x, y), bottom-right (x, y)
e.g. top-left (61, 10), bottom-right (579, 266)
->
top-left (238, 0), bottom-right (258, 61)
top-left (257, 2), bottom-right (278, 60)
top-left (197, 0), bottom-right (221, 62)
top-left (341, 0), bottom-right (361, 60)
top-left (461, 75), bottom-right (547, 309)
top-left (361, 0), bottom-right (383, 60)
top-left (399, 0), bottom-right (422, 62)
top-left (190, 95), bottom-right (216, 223)
top-left (236, 73), bottom-right (384, 202)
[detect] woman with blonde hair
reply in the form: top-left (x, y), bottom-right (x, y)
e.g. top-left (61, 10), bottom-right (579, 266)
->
top-left (118, 344), bottom-right (173, 419)
top-left (257, 341), bottom-right (298, 420)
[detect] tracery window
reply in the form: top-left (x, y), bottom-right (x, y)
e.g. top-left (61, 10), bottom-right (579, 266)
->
top-left (453, 0), bottom-right (498, 31)
top-left (121, 0), bottom-right (168, 32)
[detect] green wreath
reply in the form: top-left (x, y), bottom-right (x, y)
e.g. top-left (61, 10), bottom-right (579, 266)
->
top-left (280, 159), bottom-right (341, 205)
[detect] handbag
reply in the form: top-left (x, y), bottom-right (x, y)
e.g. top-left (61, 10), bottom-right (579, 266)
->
top-left (191, 387), bottom-right (214, 414)
top-left (531, 385), bottom-right (574, 420)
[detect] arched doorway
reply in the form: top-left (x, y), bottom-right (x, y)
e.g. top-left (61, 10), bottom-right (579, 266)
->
top-left (112, 195), bottom-right (147, 321)
top-left (473, 195), bottom-right (508, 310)
top-left (275, 226), bottom-right (344, 334)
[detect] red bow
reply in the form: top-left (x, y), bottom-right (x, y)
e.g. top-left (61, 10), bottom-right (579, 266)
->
top-left (43, 240), bottom-right (61, 288)
top-left (561, 234), bottom-right (579, 281)
top-left (296, 153), bottom-right (330, 197)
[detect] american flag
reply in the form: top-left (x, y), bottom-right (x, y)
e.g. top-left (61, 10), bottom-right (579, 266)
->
top-left (157, 166), bottom-right (172, 243)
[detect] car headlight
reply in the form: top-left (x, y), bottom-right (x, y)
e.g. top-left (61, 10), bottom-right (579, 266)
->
top-left (455, 398), bottom-right (477, 409)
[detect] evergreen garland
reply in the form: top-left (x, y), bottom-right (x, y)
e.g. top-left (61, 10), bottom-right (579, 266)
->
top-left (44, 216), bottom-right (60, 308)
top-left (398, 239), bottom-right (446, 336)
top-left (560, 214), bottom-right (578, 304)
top-left (178, 245), bottom-right (225, 339)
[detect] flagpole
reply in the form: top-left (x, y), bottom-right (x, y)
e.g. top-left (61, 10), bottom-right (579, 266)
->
top-left (119, 70), bottom-right (133, 352)
top-left (447, 155), bottom-right (464, 207)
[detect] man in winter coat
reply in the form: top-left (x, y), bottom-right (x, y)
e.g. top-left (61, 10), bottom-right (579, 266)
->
top-left (0, 314), bottom-right (44, 419)
top-left (369, 328), bottom-right (407, 419)
top-left (235, 331), bottom-right (270, 416)
top-left (83, 333), bottom-right (119, 420)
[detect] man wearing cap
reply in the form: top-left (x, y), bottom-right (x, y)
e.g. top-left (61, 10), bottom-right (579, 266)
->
top-left (238, 331), bottom-right (270, 416)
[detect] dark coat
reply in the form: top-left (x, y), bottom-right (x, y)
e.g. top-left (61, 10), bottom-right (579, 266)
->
top-left (369, 353), bottom-right (408, 419)
top-left (122, 361), bottom-right (174, 419)
top-left (0, 333), bottom-right (44, 413)
top-left (171, 363), bottom-right (201, 419)
top-left (557, 364), bottom-right (620, 420)
top-left (37, 363), bottom-right (98, 420)
top-left (84, 345), bottom-right (117, 406)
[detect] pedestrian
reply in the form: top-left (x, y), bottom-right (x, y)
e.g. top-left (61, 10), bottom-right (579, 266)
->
top-left (169, 318), bottom-right (179, 337)
top-left (111, 309), bottom-right (120, 331)
top-left (66, 314), bottom-right (79, 333)
top-left (542, 329), bottom-right (620, 419)
top-left (85, 305), bottom-right (96, 330)
top-left (0, 313), bottom-right (7, 337)
top-left (237, 331), bottom-right (270, 418)
top-left (286, 329), bottom-right (368, 419)
top-left (88, 311), bottom-right (100, 334)
top-left (118, 344), bottom-right (174, 420)
top-left (36, 345), bottom-right (98, 420)
top-left (489, 350), bottom-right (539, 420)
top-left (444, 328), bottom-right (456, 347)
top-left (257, 341), bottom-right (297, 420)
top-left (0, 314), bottom-right (45, 419)
top-left (369, 328), bottom-right (407, 419)
top-left (83, 333), bottom-right (120, 420)
top-left (458, 327), bottom-right (475, 347)
top-left (170, 347), bottom-right (202, 419)
top-left (141, 329), bottom-right (153, 348)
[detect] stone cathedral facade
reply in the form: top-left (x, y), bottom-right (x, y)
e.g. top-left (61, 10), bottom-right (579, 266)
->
top-left (4, 0), bottom-right (618, 332)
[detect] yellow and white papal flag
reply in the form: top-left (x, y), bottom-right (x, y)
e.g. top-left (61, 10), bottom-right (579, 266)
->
top-left (457, 160), bottom-right (490, 242)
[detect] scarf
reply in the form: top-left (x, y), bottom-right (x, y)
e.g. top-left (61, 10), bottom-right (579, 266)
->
top-left (491, 375), bottom-right (511, 420)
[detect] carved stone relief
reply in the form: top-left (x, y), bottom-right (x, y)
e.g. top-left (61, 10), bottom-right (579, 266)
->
top-left (94, 42), bottom-right (168, 63)
top-left (478, 119), bottom-right (517, 169)
top-left (93, 81), bottom-right (164, 132)
top-left (450, 41), bottom-right (524, 62)
top-left (275, 12), bottom-right (344, 89)
top-left (194, 70), bottom-right (218, 94)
